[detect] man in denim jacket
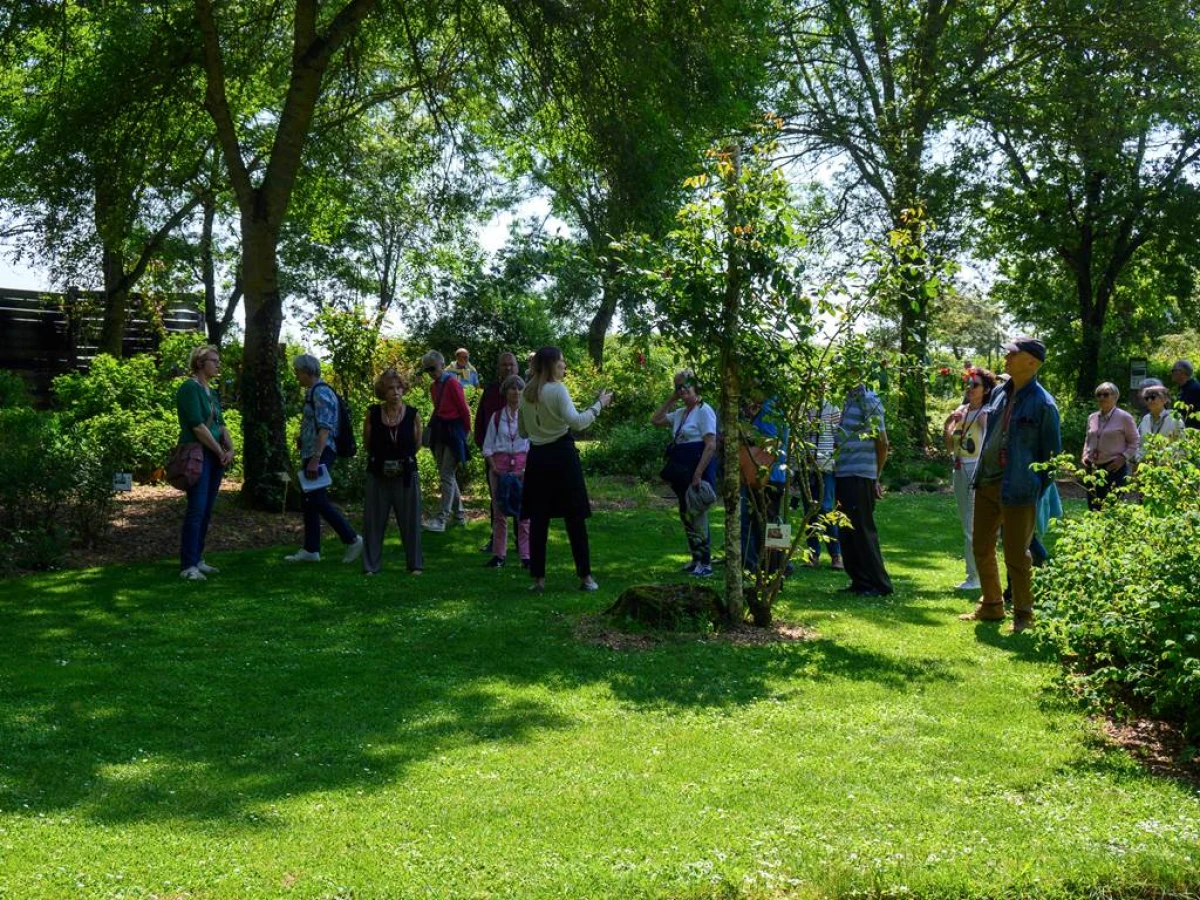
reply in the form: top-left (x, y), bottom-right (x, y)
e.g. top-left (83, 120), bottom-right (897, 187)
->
top-left (960, 336), bottom-right (1061, 633)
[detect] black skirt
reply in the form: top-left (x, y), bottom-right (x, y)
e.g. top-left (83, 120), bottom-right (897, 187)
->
top-left (520, 433), bottom-right (592, 520)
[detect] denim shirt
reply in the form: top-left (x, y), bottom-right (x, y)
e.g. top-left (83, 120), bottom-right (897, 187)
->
top-left (300, 380), bottom-right (339, 460)
top-left (973, 377), bottom-right (1061, 506)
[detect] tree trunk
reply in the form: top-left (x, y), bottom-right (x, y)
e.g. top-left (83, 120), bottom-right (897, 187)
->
top-left (893, 204), bottom-right (929, 451)
top-left (238, 218), bottom-right (291, 510)
top-left (97, 244), bottom-right (130, 358)
top-left (1074, 284), bottom-right (1104, 402)
top-left (719, 147), bottom-right (744, 622)
top-left (587, 259), bottom-right (619, 370)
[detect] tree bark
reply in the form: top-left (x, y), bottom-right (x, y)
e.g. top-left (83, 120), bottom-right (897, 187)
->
top-left (97, 244), bottom-right (129, 358)
top-left (587, 271), bottom-right (618, 370)
top-left (238, 218), bottom-right (291, 509)
top-left (719, 148), bottom-right (744, 622)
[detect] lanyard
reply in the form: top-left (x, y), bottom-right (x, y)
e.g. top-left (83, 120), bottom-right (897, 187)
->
top-left (674, 404), bottom-right (697, 442)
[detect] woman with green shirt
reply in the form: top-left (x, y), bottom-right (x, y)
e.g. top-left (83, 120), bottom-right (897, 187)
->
top-left (176, 345), bottom-right (235, 581)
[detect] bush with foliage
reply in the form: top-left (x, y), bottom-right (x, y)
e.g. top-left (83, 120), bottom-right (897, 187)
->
top-left (0, 369), bottom-right (33, 409)
top-left (1035, 431), bottom-right (1200, 738)
top-left (579, 420), bottom-right (669, 481)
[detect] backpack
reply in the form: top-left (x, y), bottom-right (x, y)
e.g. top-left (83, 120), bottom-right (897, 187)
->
top-left (334, 389), bottom-right (357, 458)
top-left (307, 383), bottom-right (358, 458)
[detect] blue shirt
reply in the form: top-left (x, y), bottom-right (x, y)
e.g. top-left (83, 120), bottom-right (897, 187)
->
top-left (835, 386), bottom-right (885, 479)
top-left (750, 399), bottom-right (789, 486)
top-left (300, 380), bottom-right (339, 459)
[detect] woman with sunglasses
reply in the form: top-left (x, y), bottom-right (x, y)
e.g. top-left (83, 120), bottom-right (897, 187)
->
top-left (943, 366), bottom-right (997, 591)
top-left (1081, 381), bottom-right (1139, 510)
top-left (1135, 385), bottom-right (1183, 464)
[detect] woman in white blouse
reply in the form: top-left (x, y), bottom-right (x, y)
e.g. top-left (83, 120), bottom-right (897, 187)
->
top-left (651, 370), bottom-right (718, 577)
top-left (1135, 384), bottom-right (1183, 463)
top-left (482, 374), bottom-right (531, 568)
top-left (942, 366), bottom-right (996, 591)
top-left (518, 347), bottom-right (613, 592)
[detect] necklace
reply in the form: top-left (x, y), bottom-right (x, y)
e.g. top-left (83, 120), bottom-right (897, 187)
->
top-left (382, 403), bottom-right (405, 443)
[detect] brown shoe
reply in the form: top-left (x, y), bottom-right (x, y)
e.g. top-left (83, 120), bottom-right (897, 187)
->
top-left (959, 603), bottom-right (1005, 622)
top-left (830, 555), bottom-right (844, 570)
top-left (1010, 615), bottom-right (1034, 634)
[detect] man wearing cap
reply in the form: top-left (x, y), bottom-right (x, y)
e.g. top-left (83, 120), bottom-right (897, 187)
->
top-left (1170, 360), bottom-right (1200, 428)
top-left (961, 336), bottom-right (1061, 633)
top-left (450, 348), bottom-right (479, 387)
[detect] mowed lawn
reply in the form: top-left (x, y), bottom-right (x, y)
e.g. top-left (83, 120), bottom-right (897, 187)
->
top-left (0, 490), bottom-right (1196, 900)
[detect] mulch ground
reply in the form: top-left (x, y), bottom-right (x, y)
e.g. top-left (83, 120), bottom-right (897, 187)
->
top-left (63, 483), bottom-right (310, 569)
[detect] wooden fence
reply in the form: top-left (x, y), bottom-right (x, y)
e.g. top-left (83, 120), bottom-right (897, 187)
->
top-left (0, 287), bottom-right (203, 405)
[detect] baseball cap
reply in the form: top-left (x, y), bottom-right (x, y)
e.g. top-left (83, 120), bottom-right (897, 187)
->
top-left (1001, 336), bottom-right (1046, 362)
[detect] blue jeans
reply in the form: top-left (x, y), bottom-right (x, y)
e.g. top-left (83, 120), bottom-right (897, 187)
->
top-left (180, 448), bottom-right (223, 570)
top-left (303, 447), bottom-right (357, 553)
top-left (806, 471), bottom-right (841, 560)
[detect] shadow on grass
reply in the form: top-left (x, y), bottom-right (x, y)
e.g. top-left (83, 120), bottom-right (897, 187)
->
top-left (0, 505), bottom-right (963, 828)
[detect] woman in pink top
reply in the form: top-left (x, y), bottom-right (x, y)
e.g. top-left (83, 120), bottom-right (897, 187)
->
top-left (1081, 381), bottom-right (1139, 511)
top-left (482, 374), bottom-right (531, 568)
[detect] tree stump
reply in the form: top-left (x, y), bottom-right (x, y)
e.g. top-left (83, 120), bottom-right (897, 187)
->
top-left (604, 583), bottom-right (728, 630)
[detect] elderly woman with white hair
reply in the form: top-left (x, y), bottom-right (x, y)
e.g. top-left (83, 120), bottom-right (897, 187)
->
top-left (285, 353), bottom-right (363, 563)
top-left (1135, 383), bottom-right (1183, 463)
top-left (1081, 380), bottom-right (1139, 511)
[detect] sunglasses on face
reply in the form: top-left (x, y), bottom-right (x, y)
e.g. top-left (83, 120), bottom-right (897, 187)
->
top-left (1095, 391), bottom-right (1114, 398)
top-left (1145, 392), bottom-right (1165, 400)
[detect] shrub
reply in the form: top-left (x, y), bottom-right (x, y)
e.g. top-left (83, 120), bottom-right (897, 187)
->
top-left (0, 369), bottom-right (32, 409)
top-left (580, 420), bottom-right (668, 481)
top-left (1035, 431), bottom-right (1200, 738)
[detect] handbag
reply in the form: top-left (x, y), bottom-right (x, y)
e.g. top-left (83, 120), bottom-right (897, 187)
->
top-left (659, 449), bottom-right (694, 485)
top-left (166, 442), bottom-right (205, 491)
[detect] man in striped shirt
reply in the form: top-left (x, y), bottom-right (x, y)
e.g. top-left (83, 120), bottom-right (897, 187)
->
top-left (834, 380), bottom-right (893, 596)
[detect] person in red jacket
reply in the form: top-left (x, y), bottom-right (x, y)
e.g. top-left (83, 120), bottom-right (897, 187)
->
top-left (420, 350), bottom-right (472, 532)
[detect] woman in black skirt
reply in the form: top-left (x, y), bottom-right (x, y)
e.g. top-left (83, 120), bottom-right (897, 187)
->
top-left (517, 346), bottom-right (612, 592)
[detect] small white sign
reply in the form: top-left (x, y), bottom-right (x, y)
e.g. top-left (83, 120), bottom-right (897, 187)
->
top-left (112, 472), bottom-right (133, 492)
top-left (764, 522), bottom-right (792, 549)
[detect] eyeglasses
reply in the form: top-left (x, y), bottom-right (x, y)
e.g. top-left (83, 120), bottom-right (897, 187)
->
top-left (1144, 392), bottom-right (1165, 400)
top-left (1095, 391), bottom-right (1114, 398)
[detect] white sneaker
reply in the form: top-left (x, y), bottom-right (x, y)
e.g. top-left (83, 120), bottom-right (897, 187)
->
top-left (956, 578), bottom-right (981, 591)
top-left (196, 560), bottom-right (219, 575)
top-left (691, 564), bottom-right (714, 578)
top-left (285, 549), bottom-right (321, 562)
top-left (180, 566), bottom-right (206, 581)
top-left (422, 518), bottom-right (446, 533)
top-left (579, 577), bottom-right (600, 592)
top-left (342, 535), bottom-right (364, 563)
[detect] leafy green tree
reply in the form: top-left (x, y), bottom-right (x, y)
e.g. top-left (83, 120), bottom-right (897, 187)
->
top-left (488, 0), bottom-right (775, 369)
top-left (619, 128), bottom-right (872, 622)
top-left (0, 1), bottom-right (214, 356)
top-left (975, 0), bottom-right (1200, 399)
top-left (776, 0), bottom-right (1034, 445)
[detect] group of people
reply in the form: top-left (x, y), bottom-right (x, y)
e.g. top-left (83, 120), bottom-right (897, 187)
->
top-left (174, 343), bottom-right (612, 591)
top-left (173, 338), bottom-right (1198, 632)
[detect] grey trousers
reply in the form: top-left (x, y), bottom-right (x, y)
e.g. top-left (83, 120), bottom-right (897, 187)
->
top-left (362, 472), bottom-right (424, 573)
top-left (434, 443), bottom-right (465, 523)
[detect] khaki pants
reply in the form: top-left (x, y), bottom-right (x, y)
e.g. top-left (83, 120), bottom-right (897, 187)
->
top-left (970, 481), bottom-right (1035, 618)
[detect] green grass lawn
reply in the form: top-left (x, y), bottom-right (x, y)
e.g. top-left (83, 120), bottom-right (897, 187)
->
top-left (1, 489), bottom-right (1197, 899)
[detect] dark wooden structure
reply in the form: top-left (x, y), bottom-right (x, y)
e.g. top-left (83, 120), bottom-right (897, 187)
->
top-left (0, 287), bottom-right (203, 405)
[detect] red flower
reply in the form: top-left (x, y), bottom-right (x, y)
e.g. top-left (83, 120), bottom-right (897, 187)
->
top-left (939, 366), bottom-right (951, 376)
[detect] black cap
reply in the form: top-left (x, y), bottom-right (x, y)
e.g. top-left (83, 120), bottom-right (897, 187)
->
top-left (1001, 335), bottom-right (1046, 362)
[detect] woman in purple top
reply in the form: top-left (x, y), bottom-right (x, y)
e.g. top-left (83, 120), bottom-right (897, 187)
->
top-left (1081, 381), bottom-right (1139, 511)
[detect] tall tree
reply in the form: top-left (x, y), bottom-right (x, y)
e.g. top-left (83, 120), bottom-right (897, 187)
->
top-left (975, 0), bottom-right (1200, 398)
top-left (191, 0), bottom-right (425, 507)
top-left (0, 2), bottom-right (213, 355)
top-left (489, 0), bottom-right (774, 369)
top-left (777, 0), bottom-right (1033, 446)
